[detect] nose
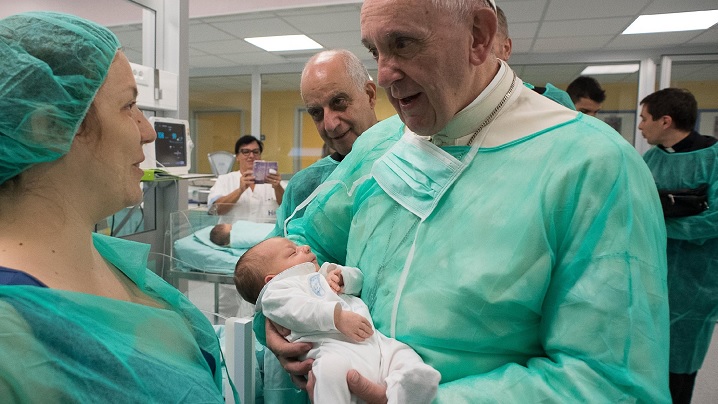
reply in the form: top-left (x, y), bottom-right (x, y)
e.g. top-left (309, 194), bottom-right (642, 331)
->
top-left (323, 107), bottom-right (342, 133)
top-left (298, 245), bottom-right (311, 254)
top-left (135, 109), bottom-right (156, 144)
top-left (376, 55), bottom-right (403, 90)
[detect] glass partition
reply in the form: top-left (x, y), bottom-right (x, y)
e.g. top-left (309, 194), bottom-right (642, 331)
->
top-left (661, 56), bottom-right (718, 138)
top-left (189, 75), bottom-right (253, 174)
top-left (259, 72), bottom-right (304, 177)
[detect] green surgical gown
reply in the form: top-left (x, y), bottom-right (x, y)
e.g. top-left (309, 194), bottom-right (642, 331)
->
top-left (644, 143), bottom-right (718, 374)
top-left (524, 82), bottom-right (576, 110)
top-left (288, 114), bottom-right (671, 402)
top-left (0, 234), bottom-right (225, 402)
top-left (270, 155), bottom-right (339, 238)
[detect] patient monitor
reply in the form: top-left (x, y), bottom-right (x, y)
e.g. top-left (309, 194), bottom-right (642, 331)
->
top-left (141, 117), bottom-right (192, 176)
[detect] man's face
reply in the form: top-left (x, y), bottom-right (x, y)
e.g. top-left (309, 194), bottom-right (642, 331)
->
top-left (638, 104), bottom-right (667, 146)
top-left (361, 0), bottom-right (477, 136)
top-left (573, 97), bottom-right (602, 116)
top-left (301, 56), bottom-right (377, 156)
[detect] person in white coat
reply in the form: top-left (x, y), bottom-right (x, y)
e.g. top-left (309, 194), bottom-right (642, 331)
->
top-left (208, 135), bottom-right (285, 318)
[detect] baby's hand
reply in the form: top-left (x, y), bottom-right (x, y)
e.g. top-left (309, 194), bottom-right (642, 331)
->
top-left (327, 268), bottom-right (344, 294)
top-left (334, 306), bottom-right (373, 343)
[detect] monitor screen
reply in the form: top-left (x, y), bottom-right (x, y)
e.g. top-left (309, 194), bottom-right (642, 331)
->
top-left (140, 117), bottom-right (192, 175)
top-left (154, 120), bottom-right (187, 168)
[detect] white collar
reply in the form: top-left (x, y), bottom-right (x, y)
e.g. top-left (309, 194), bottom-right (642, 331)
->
top-left (410, 60), bottom-right (519, 147)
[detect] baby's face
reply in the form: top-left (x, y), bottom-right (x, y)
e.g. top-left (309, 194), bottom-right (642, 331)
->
top-left (263, 238), bottom-right (318, 272)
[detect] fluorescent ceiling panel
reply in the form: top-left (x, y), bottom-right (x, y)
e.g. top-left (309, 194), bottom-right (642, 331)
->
top-left (622, 10), bottom-right (718, 34)
top-left (581, 64), bottom-right (640, 75)
top-left (244, 35), bottom-right (323, 52)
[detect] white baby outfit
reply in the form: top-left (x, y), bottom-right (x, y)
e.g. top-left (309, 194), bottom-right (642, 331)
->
top-left (256, 262), bottom-right (440, 404)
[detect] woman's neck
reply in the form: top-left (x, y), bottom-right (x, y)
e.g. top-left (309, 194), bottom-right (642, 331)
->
top-left (0, 190), bottom-right (98, 285)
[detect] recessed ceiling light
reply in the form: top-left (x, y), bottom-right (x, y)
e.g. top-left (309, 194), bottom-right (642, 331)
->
top-left (581, 64), bottom-right (640, 75)
top-left (622, 10), bottom-right (718, 34)
top-left (244, 35), bottom-right (323, 52)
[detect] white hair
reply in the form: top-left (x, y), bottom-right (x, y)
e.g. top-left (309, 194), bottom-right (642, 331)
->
top-left (429, 0), bottom-right (495, 22)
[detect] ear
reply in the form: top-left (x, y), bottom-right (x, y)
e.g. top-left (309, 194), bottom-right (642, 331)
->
top-left (469, 7), bottom-right (498, 66)
top-left (365, 81), bottom-right (377, 109)
top-left (264, 274), bottom-right (276, 284)
top-left (661, 115), bottom-right (674, 129)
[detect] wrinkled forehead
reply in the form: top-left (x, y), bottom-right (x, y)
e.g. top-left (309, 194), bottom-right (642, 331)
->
top-left (302, 61), bottom-right (357, 102)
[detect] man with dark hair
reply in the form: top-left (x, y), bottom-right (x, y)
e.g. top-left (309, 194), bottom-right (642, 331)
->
top-left (566, 76), bottom-right (606, 116)
top-left (640, 88), bottom-right (718, 404)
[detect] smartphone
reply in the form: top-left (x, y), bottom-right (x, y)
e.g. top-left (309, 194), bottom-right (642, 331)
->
top-left (252, 160), bottom-right (278, 184)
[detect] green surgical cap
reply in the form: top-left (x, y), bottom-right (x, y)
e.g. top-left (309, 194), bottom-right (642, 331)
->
top-left (0, 11), bottom-right (120, 185)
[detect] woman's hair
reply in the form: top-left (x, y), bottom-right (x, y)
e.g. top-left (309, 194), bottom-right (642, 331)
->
top-left (0, 12), bottom-right (120, 186)
top-left (234, 135), bottom-right (264, 154)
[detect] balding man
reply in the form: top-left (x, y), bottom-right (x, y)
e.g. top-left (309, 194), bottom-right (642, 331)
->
top-left (270, 49), bottom-right (378, 238)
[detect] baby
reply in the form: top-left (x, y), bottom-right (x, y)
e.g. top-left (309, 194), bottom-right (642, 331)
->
top-left (234, 237), bottom-right (440, 404)
top-left (209, 223), bottom-right (231, 246)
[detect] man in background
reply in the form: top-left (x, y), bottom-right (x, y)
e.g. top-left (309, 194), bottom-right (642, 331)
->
top-left (493, 6), bottom-right (574, 109)
top-left (566, 75), bottom-right (606, 116)
top-left (640, 88), bottom-right (718, 404)
top-left (270, 49), bottom-right (378, 238)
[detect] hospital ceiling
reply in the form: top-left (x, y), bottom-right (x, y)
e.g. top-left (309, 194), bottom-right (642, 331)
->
top-left (3, 0), bottom-right (718, 92)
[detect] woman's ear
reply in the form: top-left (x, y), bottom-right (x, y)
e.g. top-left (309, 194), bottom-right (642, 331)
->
top-left (74, 103), bottom-right (100, 141)
top-left (469, 7), bottom-right (498, 66)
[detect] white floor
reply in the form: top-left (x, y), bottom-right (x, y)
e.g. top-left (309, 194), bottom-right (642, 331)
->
top-left (694, 326), bottom-right (718, 403)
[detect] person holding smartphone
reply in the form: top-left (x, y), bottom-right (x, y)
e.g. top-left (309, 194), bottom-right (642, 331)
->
top-left (208, 135), bottom-right (284, 223)
top-left (207, 135), bottom-right (284, 319)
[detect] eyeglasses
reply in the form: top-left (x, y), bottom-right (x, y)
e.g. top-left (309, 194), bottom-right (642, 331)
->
top-left (239, 149), bottom-right (261, 156)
